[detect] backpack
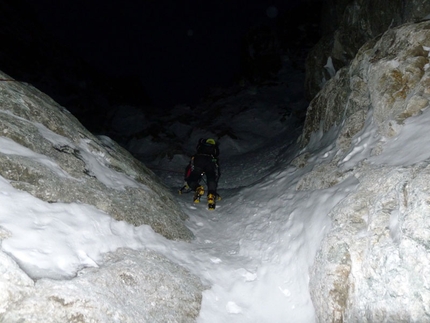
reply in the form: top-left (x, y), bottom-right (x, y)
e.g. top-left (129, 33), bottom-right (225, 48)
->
top-left (196, 138), bottom-right (218, 157)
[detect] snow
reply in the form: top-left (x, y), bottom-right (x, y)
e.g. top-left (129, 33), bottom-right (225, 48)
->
top-left (1, 70), bottom-right (430, 322)
top-left (0, 137), bottom-right (70, 179)
top-left (324, 56), bottom-right (336, 78)
top-left (370, 106), bottom-right (430, 166)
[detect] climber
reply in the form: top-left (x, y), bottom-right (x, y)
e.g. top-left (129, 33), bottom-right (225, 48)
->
top-left (184, 138), bottom-right (220, 210)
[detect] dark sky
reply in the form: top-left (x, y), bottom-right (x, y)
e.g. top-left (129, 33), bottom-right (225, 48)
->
top-left (30, 0), bottom-right (303, 108)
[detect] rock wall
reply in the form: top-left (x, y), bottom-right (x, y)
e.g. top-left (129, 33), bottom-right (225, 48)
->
top-left (299, 21), bottom-right (430, 322)
top-left (0, 71), bottom-right (204, 322)
top-left (304, 0), bottom-right (430, 104)
top-left (0, 71), bottom-right (193, 241)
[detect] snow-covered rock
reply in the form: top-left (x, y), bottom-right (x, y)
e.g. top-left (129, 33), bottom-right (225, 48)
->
top-left (1, 248), bottom-right (204, 323)
top-left (0, 70), bottom-right (192, 241)
top-left (300, 21), bottom-right (430, 322)
top-left (0, 70), bottom-right (204, 321)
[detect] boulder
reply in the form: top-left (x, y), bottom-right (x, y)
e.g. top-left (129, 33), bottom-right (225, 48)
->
top-left (1, 248), bottom-right (205, 323)
top-left (0, 71), bottom-right (193, 242)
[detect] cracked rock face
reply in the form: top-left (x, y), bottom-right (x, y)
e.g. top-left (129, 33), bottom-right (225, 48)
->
top-left (302, 21), bottom-right (430, 322)
top-left (0, 71), bottom-right (193, 242)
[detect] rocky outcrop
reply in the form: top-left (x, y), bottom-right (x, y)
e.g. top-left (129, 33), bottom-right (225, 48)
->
top-left (0, 70), bottom-right (202, 321)
top-left (302, 18), bottom-right (430, 146)
top-left (0, 70), bottom-right (192, 241)
top-left (305, 0), bottom-right (430, 102)
top-left (1, 248), bottom-right (204, 323)
top-left (298, 21), bottom-right (430, 322)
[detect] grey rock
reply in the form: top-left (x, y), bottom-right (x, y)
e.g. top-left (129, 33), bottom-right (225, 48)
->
top-left (305, 0), bottom-right (430, 102)
top-left (0, 71), bottom-right (193, 241)
top-left (0, 73), bottom-right (204, 322)
top-left (1, 248), bottom-right (205, 323)
top-left (302, 20), bottom-right (430, 146)
top-left (303, 21), bottom-right (430, 322)
top-left (0, 249), bottom-right (35, 317)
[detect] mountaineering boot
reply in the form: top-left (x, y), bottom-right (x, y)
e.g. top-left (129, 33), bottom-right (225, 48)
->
top-left (207, 193), bottom-right (216, 210)
top-left (193, 186), bottom-right (205, 203)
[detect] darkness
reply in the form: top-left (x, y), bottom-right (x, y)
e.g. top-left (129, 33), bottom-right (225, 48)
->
top-left (0, 0), bottom-right (322, 135)
top-left (27, 0), bottom-right (314, 108)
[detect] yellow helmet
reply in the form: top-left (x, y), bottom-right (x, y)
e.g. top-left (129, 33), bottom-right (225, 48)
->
top-left (206, 138), bottom-right (216, 145)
